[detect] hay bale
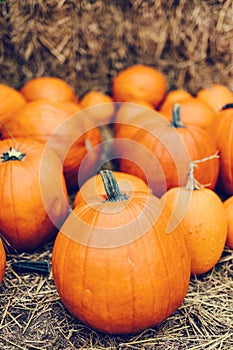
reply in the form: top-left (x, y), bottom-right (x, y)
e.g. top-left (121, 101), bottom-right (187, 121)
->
top-left (0, 0), bottom-right (232, 96)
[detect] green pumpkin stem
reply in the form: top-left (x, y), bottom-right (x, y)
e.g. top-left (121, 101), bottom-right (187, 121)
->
top-left (100, 169), bottom-right (128, 202)
top-left (1, 147), bottom-right (26, 162)
top-left (171, 103), bottom-right (184, 128)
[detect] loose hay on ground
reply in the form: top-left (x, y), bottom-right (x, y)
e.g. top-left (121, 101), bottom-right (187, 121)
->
top-left (0, 242), bottom-right (232, 350)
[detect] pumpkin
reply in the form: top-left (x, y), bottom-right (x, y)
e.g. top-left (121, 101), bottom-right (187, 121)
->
top-left (112, 64), bottom-right (167, 108)
top-left (116, 105), bottom-right (219, 197)
top-left (196, 83), bottom-right (233, 112)
top-left (0, 83), bottom-right (27, 126)
top-left (0, 138), bottom-right (69, 251)
top-left (215, 103), bottom-right (233, 195)
top-left (73, 170), bottom-right (150, 208)
top-left (159, 89), bottom-right (192, 112)
top-left (160, 99), bottom-right (217, 135)
top-left (161, 160), bottom-right (227, 275)
top-left (20, 76), bottom-right (78, 103)
top-left (1, 99), bottom-right (102, 193)
top-left (52, 170), bottom-right (191, 334)
top-left (79, 90), bottom-right (115, 124)
top-left (223, 196), bottom-right (233, 249)
top-left (0, 239), bottom-right (6, 283)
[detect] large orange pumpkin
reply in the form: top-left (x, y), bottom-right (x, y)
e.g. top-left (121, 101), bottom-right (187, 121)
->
top-left (223, 196), bottom-right (233, 249)
top-left (20, 76), bottom-right (78, 103)
top-left (1, 99), bottom-right (102, 193)
top-left (0, 239), bottom-right (6, 283)
top-left (161, 161), bottom-right (227, 275)
top-left (116, 106), bottom-right (219, 197)
top-left (0, 83), bottom-right (27, 125)
top-left (196, 83), bottom-right (233, 112)
top-left (73, 170), bottom-right (150, 208)
top-left (112, 64), bottom-right (167, 108)
top-left (0, 138), bottom-right (69, 251)
top-left (52, 170), bottom-right (191, 334)
top-left (215, 103), bottom-right (233, 195)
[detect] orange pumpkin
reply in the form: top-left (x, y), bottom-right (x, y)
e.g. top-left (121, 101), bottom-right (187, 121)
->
top-left (80, 90), bottom-right (115, 124)
top-left (0, 83), bottom-right (27, 125)
top-left (0, 138), bottom-right (69, 251)
top-left (160, 99), bottom-right (217, 135)
top-left (114, 101), bottom-right (155, 138)
top-left (223, 196), bottom-right (233, 249)
top-left (0, 239), bottom-right (6, 283)
top-left (116, 105), bottom-right (219, 197)
top-left (20, 76), bottom-right (78, 103)
top-left (73, 170), bottom-right (150, 207)
top-left (52, 170), bottom-right (191, 334)
top-left (196, 83), bottom-right (233, 112)
top-left (215, 103), bottom-right (233, 195)
top-left (159, 89), bottom-right (192, 112)
top-left (161, 161), bottom-right (227, 275)
top-left (112, 64), bottom-right (167, 108)
top-left (1, 99), bottom-right (102, 193)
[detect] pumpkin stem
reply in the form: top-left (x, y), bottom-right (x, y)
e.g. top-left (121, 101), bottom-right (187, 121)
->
top-left (0, 120), bottom-right (17, 147)
top-left (1, 147), bottom-right (26, 162)
top-left (171, 103), bottom-right (184, 128)
top-left (221, 103), bottom-right (233, 110)
top-left (100, 169), bottom-right (128, 202)
top-left (185, 152), bottom-right (219, 191)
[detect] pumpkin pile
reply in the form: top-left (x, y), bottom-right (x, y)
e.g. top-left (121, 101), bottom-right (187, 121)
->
top-left (0, 64), bottom-right (232, 335)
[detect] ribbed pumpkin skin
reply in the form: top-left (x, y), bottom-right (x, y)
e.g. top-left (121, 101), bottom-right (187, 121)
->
top-left (0, 239), bottom-right (6, 283)
top-left (1, 99), bottom-right (102, 193)
top-left (223, 196), bottom-right (233, 249)
top-left (52, 193), bottom-right (191, 334)
top-left (116, 117), bottom-right (219, 197)
top-left (215, 106), bottom-right (233, 195)
top-left (20, 76), bottom-right (78, 103)
top-left (196, 84), bottom-right (233, 112)
top-left (73, 171), bottom-right (149, 207)
top-left (161, 187), bottom-right (227, 275)
top-left (0, 138), bottom-right (69, 252)
top-left (0, 83), bottom-right (27, 125)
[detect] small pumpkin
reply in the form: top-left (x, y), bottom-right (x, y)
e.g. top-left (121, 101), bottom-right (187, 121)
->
top-left (0, 138), bottom-right (69, 251)
top-left (116, 105), bottom-right (219, 197)
top-left (0, 239), bottom-right (6, 283)
top-left (161, 160), bottom-right (227, 275)
top-left (0, 83), bottom-right (27, 125)
top-left (52, 170), bottom-right (191, 334)
top-left (112, 64), bottom-right (167, 108)
top-left (73, 170), bottom-right (150, 208)
top-left (196, 83), bottom-right (233, 112)
top-left (215, 103), bottom-right (233, 196)
top-left (223, 196), bottom-right (233, 249)
top-left (20, 76), bottom-right (78, 103)
top-left (159, 89), bottom-right (192, 112)
top-left (1, 99), bottom-right (102, 193)
top-left (79, 90), bottom-right (115, 124)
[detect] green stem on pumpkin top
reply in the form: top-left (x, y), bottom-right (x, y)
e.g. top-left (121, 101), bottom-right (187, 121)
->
top-left (100, 169), bottom-right (128, 202)
top-left (171, 103), bottom-right (184, 128)
top-left (1, 147), bottom-right (26, 162)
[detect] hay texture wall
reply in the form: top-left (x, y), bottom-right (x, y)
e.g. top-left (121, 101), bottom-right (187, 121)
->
top-left (0, 0), bottom-right (232, 96)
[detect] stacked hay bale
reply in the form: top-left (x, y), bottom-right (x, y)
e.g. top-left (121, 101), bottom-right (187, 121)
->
top-left (0, 0), bottom-right (232, 95)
